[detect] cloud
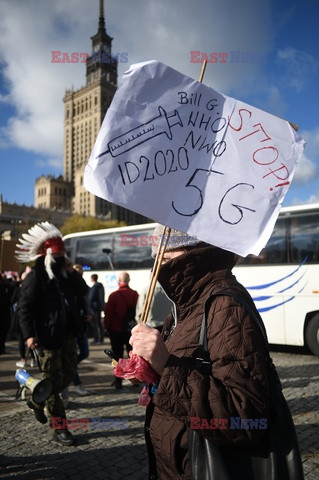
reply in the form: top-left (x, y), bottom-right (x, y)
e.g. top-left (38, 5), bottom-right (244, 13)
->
top-left (293, 152), bottom-right (317, 185)
top-left (301, 126), bottom-right (319, 159)
top-left (0, 0), bottom-right (96, 162)
top-left (112, 0), bottom-right (272, 92)
top-left (292, 126), bottom-right (319, 185)
top-left (0, 93), bottom-right (11, 104)
top-left (276, 47), bottom-right (318, 91)
top-left (305, 193), bottom-right (319, 203)
top-left (35, 156), bottom-right (62, 170)
top-left (289, 191), bottom-right (319, 205)
top-left (264, 85), bottom-right (287, 117)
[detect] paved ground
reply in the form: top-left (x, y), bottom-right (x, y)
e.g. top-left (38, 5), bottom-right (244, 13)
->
top-left (0, 340), bottom-right (318, 479)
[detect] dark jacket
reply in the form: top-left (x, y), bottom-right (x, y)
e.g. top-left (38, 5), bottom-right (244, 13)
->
top-left (17, 260), bottom-right (88, 349)
top-left (88, 281), bottom-right (105, 313)
top-left (146, 245), bottom-right (270, 480)
top-left (0, 277), bottom-right (11, 346)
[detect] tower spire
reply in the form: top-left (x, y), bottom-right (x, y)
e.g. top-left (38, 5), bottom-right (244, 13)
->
top-left (98, 0), bottom-right (105, 32)
top-left (87, 0), bottom-right (117, 86)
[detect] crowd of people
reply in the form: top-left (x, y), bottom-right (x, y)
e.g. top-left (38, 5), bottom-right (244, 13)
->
top-left (1, 221), bottom-right (172, 447)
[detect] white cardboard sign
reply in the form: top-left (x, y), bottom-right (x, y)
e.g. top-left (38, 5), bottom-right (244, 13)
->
top-left (84, 60), bottom-right (305, 257)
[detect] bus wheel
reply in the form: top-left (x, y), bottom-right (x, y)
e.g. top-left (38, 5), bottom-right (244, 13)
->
top-left (305, 314), bottom-right (319, 356)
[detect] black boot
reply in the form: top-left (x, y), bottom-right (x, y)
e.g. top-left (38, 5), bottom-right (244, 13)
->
top-left (27, 400), bottom-right (47, 424)
top-left (53, 429), bottom-right (75, 446)
top-left (111, 376), bottom-right (122, 389)
top-left (115, 377), bottom-right (122, 389)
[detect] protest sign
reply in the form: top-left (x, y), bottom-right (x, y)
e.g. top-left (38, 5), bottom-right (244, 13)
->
top-left (84, 60), bottom-right (305, 257)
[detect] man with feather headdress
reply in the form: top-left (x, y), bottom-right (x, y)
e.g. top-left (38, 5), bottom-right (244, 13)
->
top-left (16, 222), bottom-right (88, 446)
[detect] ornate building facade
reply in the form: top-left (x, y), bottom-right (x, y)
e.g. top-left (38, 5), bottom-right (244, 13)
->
top-left (35, 1), bottom-right (148, 225)
top-left (35, 175), bottom-right (73, 211)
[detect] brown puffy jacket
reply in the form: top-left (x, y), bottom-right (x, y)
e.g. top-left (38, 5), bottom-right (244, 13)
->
top-left (146, 245), bottom-right (270, 480)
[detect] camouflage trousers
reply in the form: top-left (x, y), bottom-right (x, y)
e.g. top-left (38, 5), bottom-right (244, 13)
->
top-left (32, 335), bottom-right (77, 428)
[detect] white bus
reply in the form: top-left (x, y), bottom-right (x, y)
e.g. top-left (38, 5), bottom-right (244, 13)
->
top-left (63, 203), bottom-right (319, 356)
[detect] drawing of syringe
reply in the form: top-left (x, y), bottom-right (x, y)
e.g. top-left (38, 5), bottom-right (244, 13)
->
top-left (96, 106), bottom-right (183, 159)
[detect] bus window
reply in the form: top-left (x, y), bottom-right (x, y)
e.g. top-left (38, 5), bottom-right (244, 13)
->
top-left (289, 213), bottom-right (319, 264)
top-left (264, 217), bottom-right (287, 264)
top-left (113, 230), bottom-right (153, 270)
top-left (75, 234), bottom-right (113, 271)
top-left (63, 238), bottom-right (73, 261)
top-left (243, 217), bottom-right (287, 265)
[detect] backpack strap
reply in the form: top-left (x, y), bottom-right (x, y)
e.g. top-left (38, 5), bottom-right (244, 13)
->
top-left (196, 289), bottom-right (270, 374)
top-left (118, 291), bottom-right (136, 310)
top-left (209, 290), bottom-right (269, 346)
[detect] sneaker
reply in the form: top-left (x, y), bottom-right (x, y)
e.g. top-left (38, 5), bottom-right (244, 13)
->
top-left (16, 360), bottom-right (26, 368)
top-left (27, 400), bottom-right (47, 424)
top-left (74, 384), bottom-right (90, 396)
top-left (53, 430), bottom-right (75, 447)
top-left (29, 359), bottom-right (35, 367)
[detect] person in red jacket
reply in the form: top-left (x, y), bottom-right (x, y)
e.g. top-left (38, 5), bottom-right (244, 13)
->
top-left (104, 271), bottom-right (138, 389)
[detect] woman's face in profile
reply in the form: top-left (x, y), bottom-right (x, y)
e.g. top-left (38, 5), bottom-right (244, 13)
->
top-left (162, 250), bottom-right (184, 264)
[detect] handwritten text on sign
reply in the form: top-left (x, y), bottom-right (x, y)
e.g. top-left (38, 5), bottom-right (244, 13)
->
top-left (84, 60), bottom-right (304, 256)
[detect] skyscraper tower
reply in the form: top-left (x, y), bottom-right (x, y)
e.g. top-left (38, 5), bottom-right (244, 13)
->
top-left (63, 0), bottom-right (118, 218)
top-left (86, 0), bottom-right (117, 87)
top-left (35, 0), bottom-right (148, 223)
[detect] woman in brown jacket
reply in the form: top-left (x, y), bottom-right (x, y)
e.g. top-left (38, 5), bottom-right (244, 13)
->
top-left (130, 228), bottom-right (271, 479)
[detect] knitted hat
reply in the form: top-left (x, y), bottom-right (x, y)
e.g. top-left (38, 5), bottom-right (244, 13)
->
top-left (151, 224), bottom-right (200, 258)
top-left (15, 222), bottom-right (65, 280)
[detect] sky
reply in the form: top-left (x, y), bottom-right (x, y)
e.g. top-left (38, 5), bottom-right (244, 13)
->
top-left (0, 0), bottom-right (318, 208)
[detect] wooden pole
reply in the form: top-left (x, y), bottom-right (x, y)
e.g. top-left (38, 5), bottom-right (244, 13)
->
top-left (140, 226), bottom-right (171, 324)
top-left (198, 60), bottom-right (207, 83)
